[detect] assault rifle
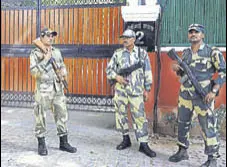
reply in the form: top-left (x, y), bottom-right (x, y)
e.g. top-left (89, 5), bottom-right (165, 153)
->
top-left (108, 62), bottom-right (143, 86)
top-left (167, 48), bottom-right (208, 99)
top-left (108, 47), bottom-right (143, 86)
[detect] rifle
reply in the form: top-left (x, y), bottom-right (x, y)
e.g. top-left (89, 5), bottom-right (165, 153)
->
top-left (108, 62), bottom-right (143, 86)
top-left (108, 47), bottom-right (143, 86)
top-left (32, 38), bottom-right (69, 92)
top-left (167, 49), bottom-right (214, 113)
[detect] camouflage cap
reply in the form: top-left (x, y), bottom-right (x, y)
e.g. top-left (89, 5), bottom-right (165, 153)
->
top-left (120, 29), bottom-right (136, 38)
top-left (188, 24), bottom-right (205, 33)
top-left (40, 27), bottom-right (57, 37)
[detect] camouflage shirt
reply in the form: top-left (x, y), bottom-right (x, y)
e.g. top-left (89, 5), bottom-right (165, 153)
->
top-left (106, 46), bottom-right (153, 96)
top-left (180, 43), bottom-right (226, 99)
top-left (30, 46), bottom-right (67, 93)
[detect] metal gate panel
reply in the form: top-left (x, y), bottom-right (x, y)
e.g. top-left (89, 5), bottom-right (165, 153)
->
top-left (1, 0), bottom-right (126, 111)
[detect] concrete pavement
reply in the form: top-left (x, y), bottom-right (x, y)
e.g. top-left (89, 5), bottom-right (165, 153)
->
top-left (1, 107), bottom-right (226, 167)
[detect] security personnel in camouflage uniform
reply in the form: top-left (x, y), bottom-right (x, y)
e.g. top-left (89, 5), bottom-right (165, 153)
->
top-left (106, 29), bottom-right (156, 158)
top-left (30, 28), bottom-right (77, 156)
top-left (169, 24), bottom-right (226, 167)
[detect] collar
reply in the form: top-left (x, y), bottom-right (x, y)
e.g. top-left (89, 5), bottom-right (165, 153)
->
top-left (189, 43), bottom-right (205, 52)
top-left (199, 43), bottom-right (205, 50)
top-left (123, 45), bottom-right (137, 53)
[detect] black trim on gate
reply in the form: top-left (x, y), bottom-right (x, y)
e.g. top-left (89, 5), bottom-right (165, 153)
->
top-left (1, 44), bottom-right (122, 58)
top-left (1, 91), bottom-right (114, 110)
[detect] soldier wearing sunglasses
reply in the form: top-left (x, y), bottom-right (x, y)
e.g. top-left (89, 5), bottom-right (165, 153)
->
top-left (30, 28), bottom-right (77, 156)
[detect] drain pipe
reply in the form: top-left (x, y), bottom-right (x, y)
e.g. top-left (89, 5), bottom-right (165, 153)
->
top-left (153, 0), bottom-right (169, 133)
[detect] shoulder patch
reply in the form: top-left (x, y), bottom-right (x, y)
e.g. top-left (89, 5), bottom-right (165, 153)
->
top-left (115, 48), bottom-right (123, 53)
top-left (211, 46), bottom-right (220, 51)
top-left (33, 47), bottom-right (42, 52)
top-left (182, 48), bottom-right (190, 55)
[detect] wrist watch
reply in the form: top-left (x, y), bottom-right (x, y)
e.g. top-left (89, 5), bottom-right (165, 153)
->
top-left (212, 88), bottom-right (218, 94)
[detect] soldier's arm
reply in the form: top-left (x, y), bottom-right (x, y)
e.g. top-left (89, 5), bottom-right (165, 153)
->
top-left (30, 50), bottom-right (49, 78)
top-left (143, 50), bottom-right (153, 91)
top-left (211, 49), bottom-right (226, 87)
top-left (58, 50), bottom-right (67, 76)
top-left (106, 52), bottom-right (118, 80)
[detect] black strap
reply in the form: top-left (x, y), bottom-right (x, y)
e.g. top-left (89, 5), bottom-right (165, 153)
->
top-left (138, 47), bottom-right (141, 60)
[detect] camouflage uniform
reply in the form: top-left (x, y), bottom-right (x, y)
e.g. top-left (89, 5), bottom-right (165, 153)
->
top-left (30, 46), bottom-right (68, 138)
top-left (106, 46), bottom-right (153, 143)
top-left (177, 44), bottom-right (226, 157)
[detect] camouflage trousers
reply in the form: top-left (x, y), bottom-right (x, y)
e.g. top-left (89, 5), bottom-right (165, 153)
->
top-left (33, 89), bottom-right (68, 138)
top-left (114, 90), bottom-right (149, 143)
top-left (177, 95), bottom-right (219, 157)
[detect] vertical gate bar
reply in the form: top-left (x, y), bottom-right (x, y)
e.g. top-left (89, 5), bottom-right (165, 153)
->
top-left (54, 8), bottom-right (56, 41)
top-left (62, 8), bottom-right (65, 44)
top-left (86, 58), bottom-right (88, 95)
top-left (13, 10), bottom-right (15, 44)
top-left (48, 7), bottom-right (50, 28)
top-left (8, 57), bottom-right (10, 91)
top-left (17, 55), bottom-right (19, 92)
top-left (17, 10), bottom-right (20, 44)
top-left (101, 59), bottom-right (104, 95)
top-left (9, 10), bottom-right (11, 44)
top-left (106, 59), bottom-right (108, 95)
top-left (45, 9), bottom-right (47, 28)
top-left (3, 58), bottom-right (5, 91)
top-left (21, 57), bottom-right (24, 92)
top-left (26, 55), bottom-right (29, 92)
top-left (30, 9), bottom-right (33, 43)
top-left (91, 58), bottom-right (94, 95)
top-left (76, 58), bottom-right (78, 94)
top-left (96, 58), bottom-right (98, 95)
top-left (26, 10), bottom-right (29, 44)
top-left (77, 8), bottom-right (79, 44)
top-left (67, 8), bottom-right (70, 44)
top-left (58, 8), bottom-right (60, 44)
top-left (82, 9), bottom-right (85, 44)
top-left (72, 8), bottom-right (74, 44)
top-left (12, 57), bottom-right (14, 92)
top-left (37, 0), bottom-right (41, 37)
top-left (31, 9), bottom-right (34, 91)
top-left (81, 57), bottom-right (84, 94)
top-left (4, 10), bottom-right (6, 44)
top-left (91, 8), bottom-right (94, 44)
top-left (22, 9), bottom-right (24, 44)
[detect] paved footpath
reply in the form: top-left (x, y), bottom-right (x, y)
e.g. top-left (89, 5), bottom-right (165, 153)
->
top-left (1, 107), bottom-right (226, 167)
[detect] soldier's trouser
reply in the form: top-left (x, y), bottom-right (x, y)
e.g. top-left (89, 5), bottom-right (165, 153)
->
top-left (177, 96), bottom-right (219, 157)
top-left (114, 91), bottom-right (149, 143)
top-left (33, 90), bottom-right (68, 138)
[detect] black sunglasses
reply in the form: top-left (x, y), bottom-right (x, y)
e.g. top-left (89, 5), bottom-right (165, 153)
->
top-left (45, 33), bottom-right (54, 38)
top-left (188, 30), bottom-right (200, 34)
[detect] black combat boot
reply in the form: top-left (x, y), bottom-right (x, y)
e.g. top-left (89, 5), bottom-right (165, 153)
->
top-left (200, 155), bottom-right (217, 167)
top-left (59, 135), bottom-right (77, 153)
top-left (37, 137), bottom-right (48, 156)
top-left (116, 135), bottom-right (131, 150)
top-left (168, 146), bottom-right (189, 162)
top-left (139, 142), bottom-right (156, 158)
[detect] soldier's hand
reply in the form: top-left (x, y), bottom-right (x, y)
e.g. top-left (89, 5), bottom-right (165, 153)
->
top-left (172, 62), bottom-right (182, 72)
top-left (56, 69), bottom-right (64, 81)
top-left (205, 92), bottom-right (216, 104)
top-left (143, 91), bottom-right (149, 102)
top-left (116, 75), bottom-right (128, 85)
top-left (44, 49), bottom-right (52, 61)
top-left (36, 51), bottom-right (45, 60)
top-left (60, 67), bottom-right (67, 77)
